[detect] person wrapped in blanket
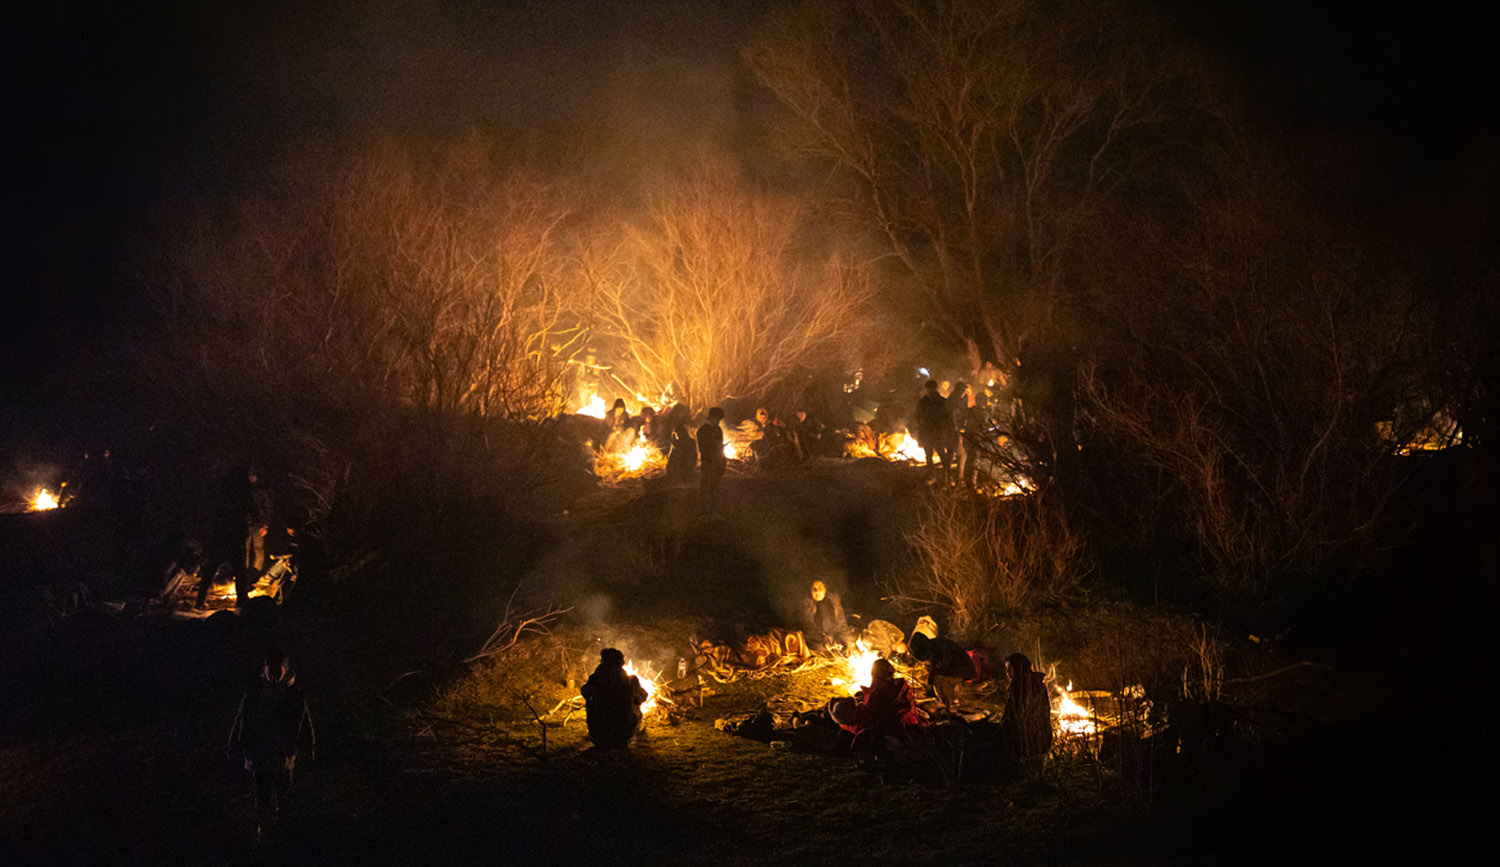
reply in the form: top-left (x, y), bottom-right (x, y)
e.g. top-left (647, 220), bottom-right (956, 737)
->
top-left (827, 658), bottom-right (921, 761)
top-left (908, 631), bottom-right (985, 712)
top-left (999, 652), bottom-right (1053, 767)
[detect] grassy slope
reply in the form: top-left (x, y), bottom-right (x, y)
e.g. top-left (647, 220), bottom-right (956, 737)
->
top-left (1, 459), bottom-right (1482, 863)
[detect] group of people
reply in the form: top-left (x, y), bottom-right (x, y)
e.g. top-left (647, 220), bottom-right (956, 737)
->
top-left (913, 378), bottom-right (992, 488)
top-left (590, 398), bottom-right (834, 511)
top-left (581, 578), bottom-right (1055, 772)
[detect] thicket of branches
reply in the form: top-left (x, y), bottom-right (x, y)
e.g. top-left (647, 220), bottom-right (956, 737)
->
top-left (584, 158), bottom-right (876, 409)
top-left (748, 0), bottom-right (1487, 612)
top-left (141, 144), bottom-right (881, 550)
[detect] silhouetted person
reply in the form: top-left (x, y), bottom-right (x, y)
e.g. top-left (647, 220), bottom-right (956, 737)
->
top-left (199, 463), bottom-right (274, 609)
top-left (799, 580), bottom-right (854, 650)
top-left (228, 648), bottom-right (315, 839)
top-left (952, 381), bottom-right (986, 489)
top-left (999, 652), bottom-right (1053, 768)
top-left (581, 648), bottom-right (649, 749)
top-left (913, 380), bottom-right (956, 483)
top-left (664, 404), bottom-right (697, 484)
top-left (697, 407), bottom-right (727, 511)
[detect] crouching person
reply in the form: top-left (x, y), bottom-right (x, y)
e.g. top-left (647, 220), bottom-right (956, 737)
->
top-left (829, 658), bottom-right (921, 762)
top-left (582, 648), bottom-right (649, 750)
top-left (228, 648), bottom-right (314, 840)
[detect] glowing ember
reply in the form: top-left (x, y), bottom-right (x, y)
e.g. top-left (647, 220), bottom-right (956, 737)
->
top-left (1053, 680), bottom-right (1097, 736)
top-left (624, 660), bottom-right (663, 714)
top-left (723, 441), bottom-right (739, 460)
top-left (830, 640), bottom-right (882, 695)
top-left (30, 488), bottom-right (61, 510)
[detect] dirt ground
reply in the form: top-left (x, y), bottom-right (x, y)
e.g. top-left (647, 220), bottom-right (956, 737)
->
top-left (0, 460), bottom-right (1485, 864)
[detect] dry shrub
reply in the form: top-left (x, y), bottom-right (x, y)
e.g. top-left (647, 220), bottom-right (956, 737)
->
top-left (891, 489), bottom-right (1087, 634)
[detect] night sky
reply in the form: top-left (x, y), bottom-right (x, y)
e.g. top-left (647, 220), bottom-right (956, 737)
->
top-left (3, 0), bottom-right (1491, 393)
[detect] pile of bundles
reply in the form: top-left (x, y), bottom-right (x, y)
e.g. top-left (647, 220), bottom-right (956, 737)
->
top-left (691, 629), bottom-right (821, 683)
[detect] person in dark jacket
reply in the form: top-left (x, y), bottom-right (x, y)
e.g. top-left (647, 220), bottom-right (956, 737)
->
top-left (999, 652), bottom-right (1053, 767)
top-left (909, 631), bottom-right (984, 711)
top-left (913, 380), bottom-right (956, 483)
top-left (696, 407), bottom-right (727, 511)
top-left (228, 648), bottom-right (315, 837)
top-left (199, 463), bottom-right (275, 609)
top-left (799, 580), bottom-right (854, 650)
top-left (664, 404), bottom-right (697, 484)
top-left (581, 648), bottom-right (649, 749)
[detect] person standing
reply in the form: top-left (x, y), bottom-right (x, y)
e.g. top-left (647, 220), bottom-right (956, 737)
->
top-left (228, 648), bottom-right (315, 839)
top-left (913, 380), bottom-right (955, 484)
top-left (697, 407), bottom-right (727, 511)
top-left (199, 463), bottom-right (274, 610)
top-left (999, 652), bottom-right (1053, 770)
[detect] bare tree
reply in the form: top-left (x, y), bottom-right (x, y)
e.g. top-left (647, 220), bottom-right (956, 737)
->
top-left (583, 158), bottom-right (876, 409)
top-left (891, 489), bottom-right (1086, 634)
top-left (143, 140), bottom-right (594, 539)
top-left (745, 0), bottom-right (1212, 450)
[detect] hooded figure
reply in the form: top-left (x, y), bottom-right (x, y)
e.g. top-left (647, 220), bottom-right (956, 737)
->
top-left (228, 648), bottom-right (315, 836)
top-left (581, 648), bottom-right (649, 749)
top-left (999, 652), bottom-right (1053, 764)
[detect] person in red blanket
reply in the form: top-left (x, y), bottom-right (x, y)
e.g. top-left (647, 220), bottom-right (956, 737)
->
top-left (830, 657), bottom-right (922, 760)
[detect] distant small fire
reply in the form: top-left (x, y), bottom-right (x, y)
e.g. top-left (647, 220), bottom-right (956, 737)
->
top-left (30, 488), bottom-right (61, 511)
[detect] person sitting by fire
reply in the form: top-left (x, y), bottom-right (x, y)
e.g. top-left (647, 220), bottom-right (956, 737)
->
top-left (999, 652), bottom-right (1053, 769)
top-left (908, 631), bottom-right (985, 712)
top-left (581, 647), bottom-right (650, 750)
top-left (637, 405), bottom-right (669, 452)
top-left (799, 579), bottom-right (855, 651)
top-left (828, 657), bottom-right (921, 761)
top-left (603, 398), bottom-right (634, 453)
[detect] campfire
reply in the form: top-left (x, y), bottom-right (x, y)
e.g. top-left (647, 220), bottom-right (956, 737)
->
top-left (1053, 680), bottom-right (1099, 737)
top-left (830, 640), bottom-right (882, 695)
top-left (30, 487), bottom-right (61, 511)
top-left (624, 658), bottom-right (666, 714)
top-left (844, 428), bottom-right (927, 462)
